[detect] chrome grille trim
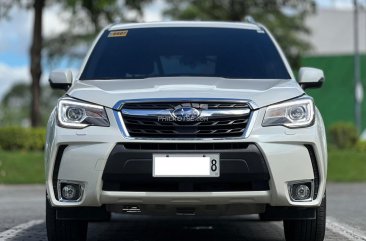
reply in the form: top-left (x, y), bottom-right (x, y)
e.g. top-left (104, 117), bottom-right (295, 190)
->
top-left (113, 98), bottom-right (257, 110)
top-left (121, 108), bottom-right (251, 118)
top-left (122, 102), bottom-right (251, 110)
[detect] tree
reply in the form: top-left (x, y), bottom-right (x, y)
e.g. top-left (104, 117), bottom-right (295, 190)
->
top-left (0, 83), bottom-right (63, 126)
top-left (0, 84), bottom-right (31, 126)
top-left (164, 0), bottom-right (315, 69)
top-left (0, 0), bottom-right (46, 127)
top-left (30, 0), bottom-right (45, 127)
top-left (46, 0), bottom-right (153, 61)
top-left (1, 0), bottom-right (153, 127)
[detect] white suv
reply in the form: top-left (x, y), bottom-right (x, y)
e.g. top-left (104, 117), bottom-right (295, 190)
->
top-left (46, 21), bottom-right (327, 241)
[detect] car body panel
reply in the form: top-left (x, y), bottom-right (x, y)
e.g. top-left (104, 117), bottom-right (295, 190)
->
top-left (67, 77), bottom-right (304, 109)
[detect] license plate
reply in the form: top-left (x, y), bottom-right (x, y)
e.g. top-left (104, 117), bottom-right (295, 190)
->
top-left (153, 154), bottom-right (220, 177)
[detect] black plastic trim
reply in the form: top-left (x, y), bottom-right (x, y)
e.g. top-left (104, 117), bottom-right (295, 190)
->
top-left (52, 145), bottom-right (68, 200)
top-left (49, 79), bottom-right (71, 90)
top-left (102, 143), bottom-right (270, 192)
top-left (301, 78), bottom-right (324, 89)
top-left (56, 206), bottom-right (110, 221)
top-left (123, 142), bottom-right (250, 150)
top-left (261, 205), bottom-right (316, 221)
top-left (305, 145), bottom-right (320, 199)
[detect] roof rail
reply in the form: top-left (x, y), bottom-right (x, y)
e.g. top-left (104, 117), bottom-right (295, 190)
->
top-left (243, 15), bottom-right (265, 32)
top-left (243, 16), bottom-right (256, 25)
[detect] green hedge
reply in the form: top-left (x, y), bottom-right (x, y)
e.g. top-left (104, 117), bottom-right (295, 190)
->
top-left (355, 141), bottom-right (366, 152)
top-left (0, 127), bottom-right (46, 151)
top-left (328, 122), bottom-right (359, 149)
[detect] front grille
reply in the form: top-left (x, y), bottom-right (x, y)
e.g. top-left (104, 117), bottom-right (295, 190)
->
top-left (121, 101), bottom-right (251, 138)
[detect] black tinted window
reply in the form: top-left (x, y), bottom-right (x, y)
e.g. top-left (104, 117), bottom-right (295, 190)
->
top-left (80, 27), bottom-right (290, 80)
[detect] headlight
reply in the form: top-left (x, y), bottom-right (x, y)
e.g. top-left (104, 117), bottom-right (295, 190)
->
top-left (262, 98), bottom-right (314, 128)
top-left (57, 98), bottom-right (109, 128)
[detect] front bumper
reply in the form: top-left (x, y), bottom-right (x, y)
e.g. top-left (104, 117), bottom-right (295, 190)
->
top-left (45, 107), bottom-right (327, 209)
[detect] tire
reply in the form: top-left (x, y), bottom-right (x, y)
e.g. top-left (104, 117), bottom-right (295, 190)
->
top-left (283, 196), bottom-right (326, 241)
top-left (258, 213), bottom-right (271, 221)
top-left (258, 213), bottom-right (266, 221)
top-left (46, 199), bottom-right (88, 241)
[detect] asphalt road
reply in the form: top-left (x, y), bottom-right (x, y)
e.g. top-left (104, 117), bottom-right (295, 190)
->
top-left (0, 183), bottom-right (365, 241)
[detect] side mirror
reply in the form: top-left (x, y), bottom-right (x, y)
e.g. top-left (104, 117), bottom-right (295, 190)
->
top-left (298, 67), bottom-right (325, 89)
top-left (49, 69), bottom-right (73, 90)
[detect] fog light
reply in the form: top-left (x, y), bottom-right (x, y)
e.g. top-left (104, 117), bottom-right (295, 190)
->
top-left (62, 185), bottom-right (77, 200)
top-left (289, 182), bottom-right (312, 201)
top-left (58, 182), bottom-right (83, 201)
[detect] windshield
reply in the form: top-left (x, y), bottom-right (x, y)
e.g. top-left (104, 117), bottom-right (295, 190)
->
top-left (80, 27), bottom-right (291, 80)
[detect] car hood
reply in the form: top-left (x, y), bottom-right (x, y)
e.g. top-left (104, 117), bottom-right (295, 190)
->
top-left (67, 77), bottom-right (304, 109)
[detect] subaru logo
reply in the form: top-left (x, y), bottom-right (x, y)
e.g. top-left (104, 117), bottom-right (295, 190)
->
top-left (172, 107), bottom-right (201, 120)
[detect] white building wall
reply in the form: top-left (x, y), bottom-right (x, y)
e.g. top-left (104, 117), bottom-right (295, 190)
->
top-left (305, 9), bottom-right (366, 55)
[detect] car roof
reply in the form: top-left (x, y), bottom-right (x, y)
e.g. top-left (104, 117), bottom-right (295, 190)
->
top-left (108, 21), bottom-right (262, 31)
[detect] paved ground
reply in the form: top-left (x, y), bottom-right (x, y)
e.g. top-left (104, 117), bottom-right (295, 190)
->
top-left (0, 185), bottom-right (44, 233)
top-left (0, 183), bottom-right (365, 241)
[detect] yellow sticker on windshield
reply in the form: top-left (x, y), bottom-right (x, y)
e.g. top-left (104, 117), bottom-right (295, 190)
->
top-left (108, 30), bottom-right (128, 37)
